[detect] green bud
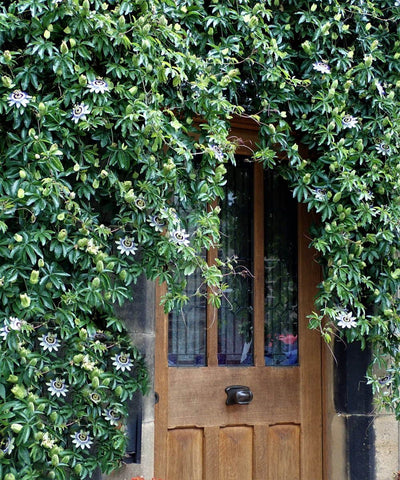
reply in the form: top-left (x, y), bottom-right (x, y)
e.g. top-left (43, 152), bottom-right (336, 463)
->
top-left (100, 169), bottom-right (108, 178)
top-left (124, 189), bottom-right (135, 202)
top-left (73, 354), bottom-right (84, 364)
top-left (332, 192), bottom-right (341, 203)
top-left (364, 55), bottom-right (373, 67)
top-left (102, 377), bottom-right (111, 387)
top-left (38, 258), bottom-right (45, 267)
top-left (115, 386), bottom-right (123, 396)
top-left (69, 38), bottom-right (76, 48)
top-left (77, 238), bottom-right (88, 248)
top-left (51, 454), bottom-right (60, 466)
top-left (11, 423), bottom-right (23, 433)
top-left (92, 376), bottom-right (100, 388)
top-left (38, 102), bottom-right (47, 115)
top-left (92, 178), bottom-right (99, 189)
top-left (35, 432), bottom-right (44, 441)
top-left (30, 270), bottom-right (40, 284)
top-left (14, 233), bottom-right (23, 243)
top-left (7, 374), bottom-right (19, 383)
top-left (92, 277), bottom-right (101, 288)
top-left (2, 75), bottom-right (13, 88)
top-left (5, 473), bottom-right (16, 480)
top-left (17, 188), bottom-right (25, 199)
top-left (96, 260), bottom-right (104, 273)
top-left (19, 169), bottom-right (27, 179)
top-left (119, 270), bottom-right (128, 281)
top-left (60, 41), bottom-right (69, 54)
top-left (74, 464), bottom-right (83, 475)
top-left (11, 384), bottom-right (27, 399)
top-left (20, 293), bottom-right (31, 308)
top-left (79, 75), bottom-right (87, 87)
top-left (50, 412), bottom-right (58, 423)
top-left (57, 229), bottom-right (68, 242)
top-left (79, 328), bottom-right (88, 340)
top-left (73, 163), bottom-right (80, 172)
top-left (44, 29), bottom-right (51, 39)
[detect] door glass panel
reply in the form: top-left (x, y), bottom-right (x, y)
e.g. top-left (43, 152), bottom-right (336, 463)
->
top-left (218, 160), bottom-right (254, 366)
top-left (264, 172), bottom-right (298, 366)
top-left (168, 270), bottom-right (207, 366)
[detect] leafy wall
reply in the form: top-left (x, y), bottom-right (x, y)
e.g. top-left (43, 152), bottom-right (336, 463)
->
top-left (0, 0), bottom-right (400, 479)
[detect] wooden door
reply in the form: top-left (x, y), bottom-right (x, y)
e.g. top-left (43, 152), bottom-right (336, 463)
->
top-left (155, 161), bottom-right (323, 480)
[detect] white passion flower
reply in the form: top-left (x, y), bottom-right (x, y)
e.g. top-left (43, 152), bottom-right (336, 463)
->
top-left (71, 103), bottom-right (90, 123)
top-left (375, 143), bottom-right (391, 155)
top-left (103, 408), bottom-right (122, 426)
top-left (39, 333), bottom-right (61, 352)
top-left (0, 436), bottom-right (14, 455)
top-left (148, 214), bottom-right (166, 232)
top-left (210, 144), bottom-right (224, 161)
top-left (375, 81), bottom-right (386, 97)
top-left (312, 61), bottom-right (331, 74)
top-left (169, 228), bottom-right (190, 247)
top-left (337, 310), bottom-right (357, 329)
top-left (115, 237), bottom-right (137, 256)
top-left (134, 197), bottom-right (147, 210)
top-left (0, 316), bottom-right (23, 339)
top-left (113, 352), bottom-right (133, 372)
top-left (71, 430), bottom-right (93, 450)
top-left (8, 90), bottom-right (32, 108)
top-left (341, 115), bottom-right (358, 128)
top-left (47, 378), bottom-right (69, 397)
top-left (87, 78), bottom-right (109, 93)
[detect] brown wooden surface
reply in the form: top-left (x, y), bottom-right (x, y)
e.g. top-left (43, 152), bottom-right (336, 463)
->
top-left (268, 424), bottom-right (300, 480)
top-left (168, 367), bottom-right (300, 427)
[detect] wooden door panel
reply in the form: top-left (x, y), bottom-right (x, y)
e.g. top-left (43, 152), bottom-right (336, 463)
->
top-left (167, 429), bottom-right (203, 480)
top-left (168, 367), bottom-right (300, 427)
top-left (219, 427), bottom-right (253, 480)
top-left (268, 424), bottom-right (300, 480)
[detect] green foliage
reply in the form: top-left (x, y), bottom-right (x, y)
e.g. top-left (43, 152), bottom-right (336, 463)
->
top-left (0, 0), bottom-right (238, 477)
top-left (1, 0), bottom-right (400, 477)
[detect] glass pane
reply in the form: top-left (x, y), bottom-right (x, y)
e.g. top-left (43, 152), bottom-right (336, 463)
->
top-left (218, 160), bottom-right (254, 366)
top-left (264, 172), bottom-right (298, 366)
top-left (168, 270), bottom-right (207, 366)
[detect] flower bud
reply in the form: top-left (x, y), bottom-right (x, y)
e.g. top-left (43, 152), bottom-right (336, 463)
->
top-left (92, 376), bottom-right (100, 388)
top-left (38, 102), bottom-right (47, 116)
top-left (20, 293), bottom-right (31, 308)
top-left (79, 75), bottom-right (87, 87)
top-left (3, 50), bottom-right (12, 62)
top-left (96, 260), bottom-right (104, 273)
top-left (17, 188), bottom-right (25, 199)
top-left (5, 473), bottom-right (16, 480)
top-left (57, 229), bottom-right (67, 242)
top-left (29, 270), bottom-right (40, 284)
top-left (69, 38), bottom-right (76, 48)
top-left (7, 375), bottom-right (19, 383)
top-left (11, 384), bottom-right (27, 399)
top-left (44, 29), bottom-right (51, 39)
top-left (38, 258), bottom-right (45, 268)
top-left (60, 41), bottom-right (69, 54)
top-left (92, 277), bottom-right (101, 288)
top-left (14, 233), bottom-right (23, 242)
top-left (1, 75), bottom-right (12, 88)
top-left (11, 423), bottom-right (23, 434)
top-left (51, 454), bottom-right (60, 467)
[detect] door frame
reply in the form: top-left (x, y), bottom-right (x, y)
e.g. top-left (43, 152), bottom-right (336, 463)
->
top-left (154, 116), bottom-right (326, 479)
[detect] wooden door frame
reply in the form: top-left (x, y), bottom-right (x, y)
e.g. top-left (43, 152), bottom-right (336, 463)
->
top-left (154, 116), bottom-right (325, 479)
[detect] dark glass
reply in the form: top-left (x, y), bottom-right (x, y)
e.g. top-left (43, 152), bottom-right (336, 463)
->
top-left (264, 172), bottom-right (298, 366)
top-left (168, 270), bottom-right (207, 367)
top-left (218, 160), bottom-right (254, 366)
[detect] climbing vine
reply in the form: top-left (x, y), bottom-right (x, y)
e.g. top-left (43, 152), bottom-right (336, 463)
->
top-left (0, 0), bottom-right (400, 479)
